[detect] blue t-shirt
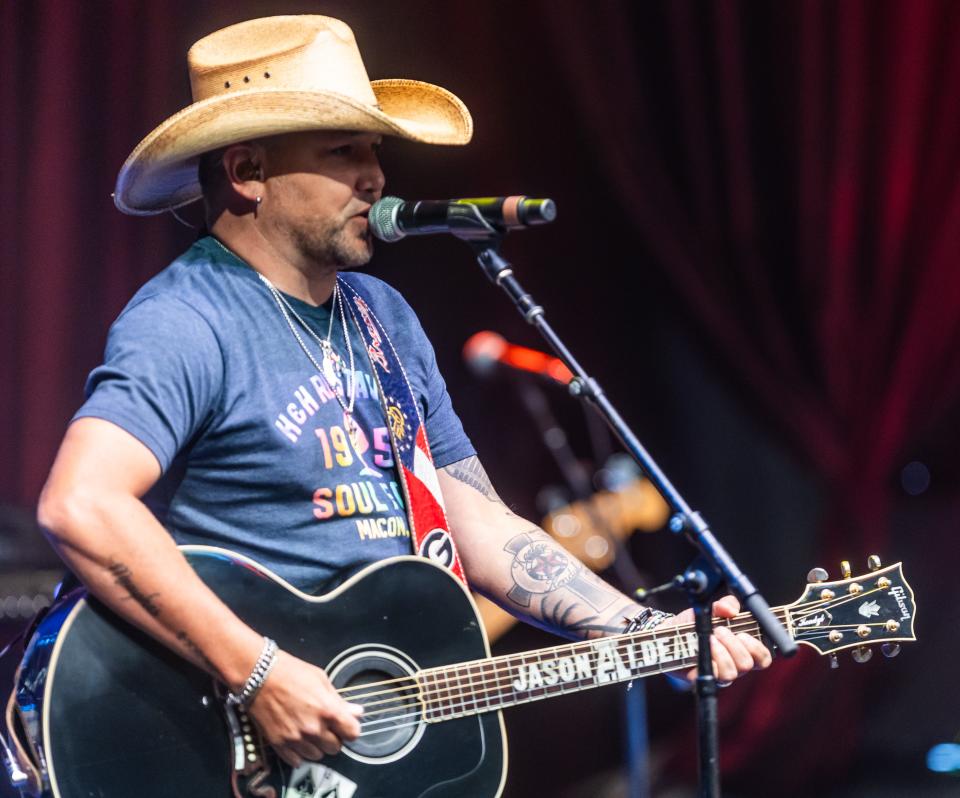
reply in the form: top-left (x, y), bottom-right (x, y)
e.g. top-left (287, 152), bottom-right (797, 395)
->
top-left (75, 237), bottom-right (474, 591)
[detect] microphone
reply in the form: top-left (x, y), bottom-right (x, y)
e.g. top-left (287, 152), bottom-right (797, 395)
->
top-left (463, 331), bottom-right (574, 385)
top-left (369, 196), bottom-right (557, 242)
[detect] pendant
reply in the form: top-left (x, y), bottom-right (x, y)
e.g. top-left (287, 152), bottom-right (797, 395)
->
top-left (344, 413), bottom-right (381, 478)
top-left (320, 344), bottom-right (343, 390)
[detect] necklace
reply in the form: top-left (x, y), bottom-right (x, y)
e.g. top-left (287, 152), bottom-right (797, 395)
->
top-left (208, 236), bottom-right (357, 414)
top-left (259, 274), bottom-right (357, 415)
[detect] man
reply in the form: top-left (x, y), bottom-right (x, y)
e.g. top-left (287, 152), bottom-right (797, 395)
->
top-left (36, 14), bottom-right (770, 773)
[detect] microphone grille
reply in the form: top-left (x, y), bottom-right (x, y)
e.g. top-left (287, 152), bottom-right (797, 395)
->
top-left (369, 196), bottom-right (405, 243)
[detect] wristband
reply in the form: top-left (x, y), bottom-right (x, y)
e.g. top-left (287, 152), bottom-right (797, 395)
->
top-left (226, 637), bottom-right (278, 708)
top-left (624, 607), bottom-right (674, 633)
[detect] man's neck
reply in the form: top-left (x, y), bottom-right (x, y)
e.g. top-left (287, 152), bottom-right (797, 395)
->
top-left (209, 216), bottom-right (336, 306)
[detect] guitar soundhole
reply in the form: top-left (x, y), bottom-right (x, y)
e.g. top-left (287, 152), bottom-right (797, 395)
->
top-left (327, 646), bottom-right (426, 763)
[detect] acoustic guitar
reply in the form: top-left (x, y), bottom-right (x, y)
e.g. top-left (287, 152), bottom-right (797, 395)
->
top-left (13, 547), bottom-right (915, 798)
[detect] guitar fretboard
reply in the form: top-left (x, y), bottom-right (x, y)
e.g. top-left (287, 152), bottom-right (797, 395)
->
top-left (416, 611), bottom-right (771, 722)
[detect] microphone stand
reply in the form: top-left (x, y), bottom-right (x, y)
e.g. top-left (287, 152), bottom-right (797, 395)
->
top-left (446, 214), bottom-right (796, 798)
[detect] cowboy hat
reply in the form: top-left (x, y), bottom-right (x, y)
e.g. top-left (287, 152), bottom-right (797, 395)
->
top-left (114, 15), bottom-right (473, 216)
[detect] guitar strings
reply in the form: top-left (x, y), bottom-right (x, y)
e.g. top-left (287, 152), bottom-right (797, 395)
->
top-left (353, 630), bottom-right (773, 737)
top-left (353, 628), bottom-right (771, 733)
top-left (354, 616), bottom-right (904, 737)
top-left (337, 587), bottom-right (879, 702)
top-left (336, 606), bottom-right (787, 701)
top-left (338, 606), bottom-right (790, 705)
top-left (353, 618), bottom-right (895, 724)
top-left (339, 590), bottom-right (899, 734)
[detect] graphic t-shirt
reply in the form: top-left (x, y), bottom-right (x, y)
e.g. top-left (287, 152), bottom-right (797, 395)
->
top-left (75, 237), bottom-right (474, 591)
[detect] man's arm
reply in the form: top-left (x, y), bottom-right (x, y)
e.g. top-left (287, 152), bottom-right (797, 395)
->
top-left (38, 417), bottom-right (362, 766)
top-left (439, 455), bottom-right (772, 683)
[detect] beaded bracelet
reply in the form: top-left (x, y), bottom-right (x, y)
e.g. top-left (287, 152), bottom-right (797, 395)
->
top-left (226, 637), bottom-right (279, 708)
top-left (624, 607), bottom-right (674, 634)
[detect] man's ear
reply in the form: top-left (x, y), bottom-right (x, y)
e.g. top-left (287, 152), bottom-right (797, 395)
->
top-left (221, 143), bottom-right (265, 202)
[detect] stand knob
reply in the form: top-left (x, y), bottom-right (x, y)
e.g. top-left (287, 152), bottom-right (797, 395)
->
top-left (840, 560), bottom-right (852, 579)
top-left (829, 654), bottom-right (839, 669)
top-left (867, 555), bottom-right (882, 571)
top-left (851, 646), bottom-right (873, 663)
top-left (881, 643), bottom-right (901, 658)
top-left (807, 567), bottom-right (828, 584)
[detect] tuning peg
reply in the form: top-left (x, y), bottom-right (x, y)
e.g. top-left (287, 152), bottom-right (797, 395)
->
top-left (881, 643), bottom-right (901, 659)
top-left (840, 560), bottom-right (852, 579)
top-left (868, 555), bottom-right (882, 571)
top-left (829, 654), bottom-right (839, 669)
top-left (807, 567), bottom-right (828, 584)
top-left (851, 646), bottom-right (873, 663)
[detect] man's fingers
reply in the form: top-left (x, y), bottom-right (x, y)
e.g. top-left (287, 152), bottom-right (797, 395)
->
top-left (715, 626), bottom-right (754, 673)
top-left (334, 704), bottom-right (363, 740)
top-left (709, 631), bottom-right (739, 682)
top-left (712, 595), bottom-right (741, 618)
top-left (317, 729), bottom-right (342, 757)
top-left (274, 745), bottom-right (307, 767)
top-left (739, 633), bottom-right (774, 669)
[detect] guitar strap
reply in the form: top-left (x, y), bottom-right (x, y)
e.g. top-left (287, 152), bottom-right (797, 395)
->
top-left (338, 275), bottom-right (467, 586)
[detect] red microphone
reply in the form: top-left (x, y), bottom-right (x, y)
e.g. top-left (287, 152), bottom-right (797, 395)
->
top-left (462, 331), bottom-right (574, 385)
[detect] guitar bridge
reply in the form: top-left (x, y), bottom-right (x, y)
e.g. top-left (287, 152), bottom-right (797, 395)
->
top-left (218, 682), bottom-right (276, 798)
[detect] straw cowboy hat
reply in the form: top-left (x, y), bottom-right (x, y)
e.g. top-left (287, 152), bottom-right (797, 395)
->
top-left (114, 15), bottom-right (473, 215)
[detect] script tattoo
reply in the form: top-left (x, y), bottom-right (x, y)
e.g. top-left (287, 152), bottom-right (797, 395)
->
top-left (106, 560), bottom-right (161, 618)
top-left (504, 530), bottom-right (617, 613)
top-left (442, 456), bottom-right (503, 503)
top-left (176, 630), bottom-right (217, 673)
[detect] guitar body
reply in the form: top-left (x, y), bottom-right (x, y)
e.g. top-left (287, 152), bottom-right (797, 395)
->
top-left (16, 547), bottom-right (507, 798)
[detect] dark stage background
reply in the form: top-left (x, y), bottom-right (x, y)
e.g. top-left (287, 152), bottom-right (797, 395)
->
top-left (3, 1), bottom-right (960, 796)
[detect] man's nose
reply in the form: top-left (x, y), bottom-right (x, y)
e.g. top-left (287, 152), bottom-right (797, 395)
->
top-left (358, 153), bottom-right (386, 198)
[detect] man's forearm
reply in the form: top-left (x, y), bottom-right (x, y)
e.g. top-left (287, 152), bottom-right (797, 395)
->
top-left (479, 524), bottom-right (644, 640)
top-left (39, 488), bottom-right (263, 690)
top-left (439, 457), bottom-right (644, 641)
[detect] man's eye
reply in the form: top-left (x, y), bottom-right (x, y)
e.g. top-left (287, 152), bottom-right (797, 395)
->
top-left (330, 145), bottom-right (352, 156)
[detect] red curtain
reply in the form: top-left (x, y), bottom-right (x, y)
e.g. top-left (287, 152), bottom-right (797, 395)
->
top-left (4, 1), bottom-right (959, 793)
top-left (542, 0), bottom-right (960, 788)
top-left (0, 2), bottom-right (195, 508)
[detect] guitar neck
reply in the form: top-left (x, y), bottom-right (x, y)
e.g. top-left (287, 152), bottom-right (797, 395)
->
top-left (416, 607), bottom-right (784, 722)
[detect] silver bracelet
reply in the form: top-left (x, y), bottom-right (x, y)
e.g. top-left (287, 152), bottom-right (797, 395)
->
top-left (226, 637), bottom-right (279, 708)
top-left (624, 608), bottom-right (674, 633)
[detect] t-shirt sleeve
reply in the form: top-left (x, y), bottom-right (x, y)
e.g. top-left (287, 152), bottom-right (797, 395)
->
top-left (73, 294), bottom-right (224, 472)
top-left (420, 338), bottom-right (476, 468)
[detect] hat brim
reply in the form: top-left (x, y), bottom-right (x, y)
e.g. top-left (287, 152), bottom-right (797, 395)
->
top-left (114, 79), bottom-right (473, 216)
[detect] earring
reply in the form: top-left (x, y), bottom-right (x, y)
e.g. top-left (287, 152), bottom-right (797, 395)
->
top-left (255, 196), bottom-right (262, 206)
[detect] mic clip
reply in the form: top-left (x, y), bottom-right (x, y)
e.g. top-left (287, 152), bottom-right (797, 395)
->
top-left (448, 204), bottom-right (501, 241)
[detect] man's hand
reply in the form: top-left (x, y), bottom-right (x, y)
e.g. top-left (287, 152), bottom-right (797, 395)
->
top-left (660, 595), bottom-right (773, 684)
top-left (248, 651), bottom-right (364, 767)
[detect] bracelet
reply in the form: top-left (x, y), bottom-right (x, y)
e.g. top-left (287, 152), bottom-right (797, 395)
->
top-left (226, 637), bottom-right (279, 708)
top-left (624, 608), bottom-right (674, 633)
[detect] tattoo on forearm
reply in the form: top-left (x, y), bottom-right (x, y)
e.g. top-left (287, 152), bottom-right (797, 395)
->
top-left (503, 530), bottom-right (616, 612)
top-left (107, 561), bottom-right (162, 618)
top-left (542, 596), bottom-right (637, 639)
top-left (176, 630), bottom-right (217, 672)
top-left (443, 456), bottom-right (502, 503)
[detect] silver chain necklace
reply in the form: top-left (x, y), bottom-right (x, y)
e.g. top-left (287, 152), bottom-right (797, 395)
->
top-left (209, 236), bottom-right (357, 414)
top-left (258, 274), bottom-right (357, 414)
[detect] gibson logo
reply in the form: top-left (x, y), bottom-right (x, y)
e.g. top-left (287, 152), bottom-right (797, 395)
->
top-left (888, 585), bottom-right (911, 621)
top-left (510, 633), bottom-right (699, 693)
top-left (796, 612), bottom-right (830, 628)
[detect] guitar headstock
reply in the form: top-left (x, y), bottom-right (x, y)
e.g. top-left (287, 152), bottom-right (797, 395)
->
top-left (787, 556), bottom-right (916, 663)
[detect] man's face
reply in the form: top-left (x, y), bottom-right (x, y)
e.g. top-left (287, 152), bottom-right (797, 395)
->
top-left (258, 130), bottom-right (386, 270)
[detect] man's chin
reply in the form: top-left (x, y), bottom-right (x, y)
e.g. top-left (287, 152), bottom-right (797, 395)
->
top-left (335, 241), bottom-right (374, 271)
